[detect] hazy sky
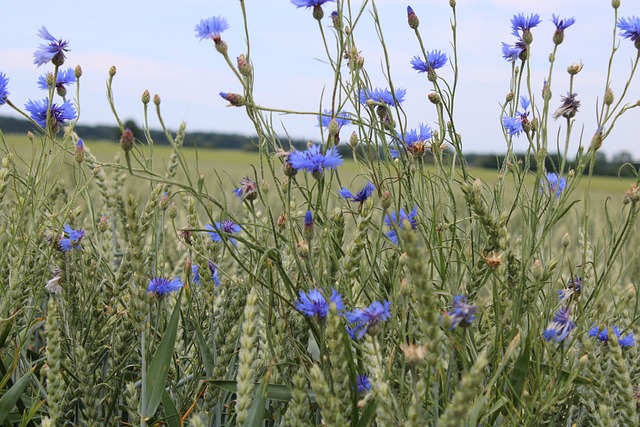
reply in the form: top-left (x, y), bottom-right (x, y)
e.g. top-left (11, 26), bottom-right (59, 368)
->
top-left (1, 0), bottom-right (638, 158)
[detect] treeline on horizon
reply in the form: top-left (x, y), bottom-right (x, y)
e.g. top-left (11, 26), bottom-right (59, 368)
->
top-left (1, 115), bottom-right (638, 178)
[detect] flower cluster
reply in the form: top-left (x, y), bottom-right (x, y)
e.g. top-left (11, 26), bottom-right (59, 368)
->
top-left (58, 224), bottom-right (84, 252)
top-left (502, 96), bottom-right (530, 137)
top-left (147, 277), bottom-right (184, 295)
top-left (37, 68), bottom-right (75, 96)
top-left (588, 326), bottom-right (635, 348)
top-left (359, 87), bottom-right (406, 107)
top-left (501, 13), bottom-right (542, 61)
top-left (385, 206), bottom-right (418, 244)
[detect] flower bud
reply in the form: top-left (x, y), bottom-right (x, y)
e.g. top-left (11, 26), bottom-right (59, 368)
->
top-left (562, 233), bottom-right (570, 248)
top-left (168, 202), bottom-right (177, 219)
top-left (407, 6), bottom-right (419, 30)
top-left (46, 73), bottom-right (55, 88)
top-left (381, 191), bottom-right (392, 210)
top-left (532, 259), bottom-right (543, 281)
top-left (141, 89), bottom-right (150, 105)
top-left (98, 214), bottom-right (109, 233)
top-left (553, 29), bottom-right (564, 46)
top-left (153, 94), bottom-right (161, 106)
top-left (304, 210), bottom-right (314, 241)
top-left (237, 54), bottom-right (253, 77)
top-left (109, 66), bottom-right (116, 77)
top-left (75, 139), bottom-right (84, 164)
top-left (428, 92), bottom-right (441, 104)
top-left (219, 92), bottom-right (245, 107)
top-left (328, 118), bottom-right (339, 138)
top-left (312, 5), bottom-right (324, 20)
top-left (74, 65), bottom-right (82, 78)
top-left (259, 179), bottom-right (269, 194)
top-left (160, 192), bottom-right (170, 210)
top-left (349, 131), bottom-right (358, 148)
top-left (214, 39), bottom-right (228, 55)
top-left (120, 128), bottom-right (135, 153)
top-left (567, 61), bottom-right (584, 75)
top-left (506, 92), bottom-right (514, 102)
top-left (590, 128), bottom-right (603, 151)
top-left (449, 0), bottom-right (456, 7)
top-left (522, 29), bottom-right (533, 45)
top-left (604, 87), bottom-right (614, 106)
top-left (331, 11), bottom-right (341, 29)
top-left (27, 131), bottom-right (34, 142)
top-left (612, 0), bottom-right (620, 9)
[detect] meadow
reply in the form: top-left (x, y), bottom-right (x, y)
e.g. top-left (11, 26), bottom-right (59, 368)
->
top-left (1, 1), bottom-right (639, 426)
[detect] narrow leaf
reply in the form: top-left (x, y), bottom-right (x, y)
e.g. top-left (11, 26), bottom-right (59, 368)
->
top-left (244, 373), bottom-right (269, 426)
top-left (162, 389), bottom-right (181, 427)
top-left (0, 368), bottom-right (34, 423)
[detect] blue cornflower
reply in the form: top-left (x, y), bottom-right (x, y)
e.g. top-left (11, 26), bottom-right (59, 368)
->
top-left (33, 26), bottom-right (70, 67)
top-left (59, 224), bottom-right (85, 252)
top-left (192, 265), bottom-right (201, 285)
top-left (195, 16), bottom-right (230, 41)
top-left (588, 325), bottom-right (635, 348)
top-left (208, 262), bottom-right (221, 286)
top-left (37, 68), bottom-right (76, 94)
top-left (147, 277), bottom-right (184, 295)
top-left (543, 172), bottom-right (566, 199)
top-left (501, 40), bottom-right (526, 62)
top-left (551, 15), bottom-right (575, 31)
top-left (346, 300), bottom-right (391, 340)
top-left (359, 87), bottom-right (406, 106)
top-left (296, 288), bottom-right (345, 318)
top-left (288, 144), bottom-right (343, 175)
top-left (558, 276), bottom-right (582, 302)
top-left (510, 13), bottom-right (542, 37)
top-left (25, 98), bottom-right (77, 129)
top-left (542, 307), bottom-right (575, 343)
top-left (356, 374), bottom-right (371, 393)
top-left (291, 0), bottom-right (335, 8)
top-left (617, 16), bottom-right (640, 46)
top-left (385, 206), bottom-right (418, 244)
top-left (410, 51), bottom-right (448, 73)
top-left (339, 182), bottom-right (375, 203)
top-left (502, 96), bottom-right (530, 137)
top-left (0, 72), bottom-right (9, 106)
top-left (206, 220), bottom-right (242, 246)
top-left (447, 295), bottom-right (478, 330)
top-left (392, 123), bottom-right (433, 158)
top-left (318, 109), bottom-right (351, 130)
top-left (234, 176), bottom-right (258, 202)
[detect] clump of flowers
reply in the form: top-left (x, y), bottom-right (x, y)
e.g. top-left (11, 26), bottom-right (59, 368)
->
top-left (588, 325), bottom-right (635, 348)
top-left (58, 224), bottom-right (84, 252)
top-left (385, 206), bottom-right (418, 244)
top-left (446, 295), bottom-right (478, 330)
top-left (33, 26), bottom-right (70, 67)
top-left (346, 300), bottom-right (391, 339)
top-left (147, 277), bottom-right (184, 295)
top-left (502, 96), bottom-right (530, 137)
top-left (206, 220), bottom-right (242, 246)
top-left (296, 288), bottom-right (344, 319)
top-left (0, 72), bottom-right (9, 106)
top-left (288, 144), bottom-right (343, 177)
top-left (25, 98), bottom-right (77, 130)
top-left (542, 307), bottom-right (576, 343)
top-left (391, 124), bottom-right (433, 158)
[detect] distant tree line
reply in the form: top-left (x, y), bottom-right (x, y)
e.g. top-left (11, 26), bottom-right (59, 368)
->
top-left (1, 115), bottom-right (637, 177)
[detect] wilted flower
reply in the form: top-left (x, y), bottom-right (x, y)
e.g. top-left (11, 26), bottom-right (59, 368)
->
top-left (346, 300), bottom-right (391, 339)
top-left (356, 374), bottom-right (371, 393)
top-left (617, 16), bottom-right (640, 48)
top-left (296, 288), bottom-right (344, 318)
top-left (234, 176), bottom-right (258, 202)
top-left (543, 172), bottom-right (566, 199)
top-left (0, 72), bottom-right (9, 106)
top-left (446, 295), bottom-right (478, 330)
top-left (410, 51), bottom-right (448, 73)
top-left (33, 26), bottom-right (70, 67)
top-left (195, 16), bottom-right (230, 41)
top-left (553, 92), bottom-right (580, 120)
top-left (206, 220), bottom-right (242, 246)
top-left (339, 182), bottom-right (375, 203)
top-left (385, 206), bottom-right (418, 244)
top-left (191, 265), bottom-right (201, 285)
top-left (37, 68), bottom-right (75, 96)
top-left (588, 325), bottom-right (635, 348)
top-left (558, 276), bottom-right (582, 302)
top-left (288, 144), bottom-right (343, 176)
top-left (58, 224), bottom-right (84, 252)
top-left (502, 96), bottom-right (530, 137)
top-left (25, 98), bottom-right (77, 129)
top-left (359, 87), bottom-right (406, 106)
top-left (147, 277), bottom-right (183, 295)
top-left (45, 269), bottom-right (62, 294)
top-left (392, 123), bottom-right (433, 158)
top-left (542, 307), bottom-right (576, 343)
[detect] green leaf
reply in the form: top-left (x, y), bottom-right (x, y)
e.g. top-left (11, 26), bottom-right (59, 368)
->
top-left (141, 292), bottom-right (182, 419)
top-left (356, 400), bottom-right (376, 427)
top-left (507, 330), bottom-right (531, 408)
top-left (209, 380), bottom-right (314, 402)
top-left (244, 373), bottom-right (269, 426)
top-left (189, 302), bottom-right (215, 378)
top-left (162, 389), bottom-right (181, 427)
top-left (0, 368), bottom-right (34, 424)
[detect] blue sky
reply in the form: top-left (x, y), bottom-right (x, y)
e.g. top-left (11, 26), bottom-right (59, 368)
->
top-left (0, 0), bottom-right (638, 159)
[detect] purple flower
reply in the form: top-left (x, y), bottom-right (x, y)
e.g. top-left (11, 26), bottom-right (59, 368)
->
top-left (551, 15), bottom-right (575, 31)
top-left (558, 276), bottom-right (582, 302)
top-left (392, 123), bottom-right (433, 158)
top-left (206, 221), bottom-right (242, 246)
top-left (291, 0), bottom-right (335, 8)
top-left (617, 16), bottom-right (640, 45)
top-left (359, 87), bottom-right (406, 106)
top-left (346, 300), bottom-right (391, 339)
top-left (542, 307), bottom-right (575, 343)
top-left (192, 265), bottom-right (201, 285)
top-left (288, 144), bottom-right (343, 175)
top-left (59, 224), bottom-right (84, 252)
top-left (339, 182), bottom-right (375, 203)
top-left (385, 206), bottom-right (418, 244)
top-left (543, 172), bottom-right (566, 199)
top-left (447, 295), bottom-right (478, 330)
top-left (24, 98), bottom-right (77, 129)
top-left (588, 326), bottom-right (635, 348)
top-left (501, 40), bottom-right (526, 62)
top-left (410, 51), bottom-right (448, 72)
top-left (208, 262), bottom-right (221, 286)
top-left (318, 109), bottom-right (351, 130)
top-left (0, 72), bottom-right (9, 106)
top-left (33, 26), bottom-right (70, 67)
top-left (195, 16), bottom-right (230, 41)
top-left (147, 277), bottom-right (183, 295)
top-left (234, 176), bottom-right (258, 202)
top-left (502, 96), bottom-right (530, 137)
top-left (510, 13), bottom-right (542, 37)
top-left (553, 92), bottom-right (580, 120)
top-left (37, 68), bottom-right (76, 94)
top-left (356, 374), bottom-right (370, 393)
top-left (296, 288), bottom-right (344, 318)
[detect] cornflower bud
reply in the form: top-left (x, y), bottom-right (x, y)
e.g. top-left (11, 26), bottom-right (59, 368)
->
top-left (304, 210), bottom-right (314, 241)
top-left (562, 233), bottom-right (570, 248)
top-left (567, 61), bottom-right (584, 75)
top-left (120, 128), bottom-right (135, 153)
top-left (604, 87), bottom-right (614, 106)
top-left (109, 66), bottom-right (116, 77)
top-left (612, 0), bottom-right (620, 9)
top-left (522, 30), bottom-right (533, 45)
top-left (407, 6), bottom-right (419, 30)
top-left (98, 214), bottom-right (109, 233)
top-left (219, 92), bottom-right (245, 107)
top-left (312, 5), bottom-right (324, 20)
top-left (74, 65), bottom-right (82, 78)
top-left (591, 128), bottom-right (603, 151)
top-left (331, 11), bottom-right (341, 29)
top-left (75, 139), bottom-right (84, 164)
top-left (506, 92), bottom-right (514, 102)
top-left (160, 192), bottom-right (170, 210)
top-left (141, 89), bottom-right (150, 105)
top-left (532, 259), bottom-right (543, 281)
top-left (237, 54), bottom-right (253, 77)
top-left (168, 201), bottom-right (177, 219)
top-left (381, 191), bottom-right (392, 210)
top-left (328, 118), bottom-right (339, 138)
top-left (428, 92), bottom-right (441, 104)
top-left (153, 94), bottom-right (161, 106)
top-left (349, 131), bottom-right (359, 148)
top-left (449, 0), bottom-right (456, 7)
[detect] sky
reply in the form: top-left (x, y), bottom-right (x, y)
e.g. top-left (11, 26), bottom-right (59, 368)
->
top-left (0, 0), bottom-right (639, 159)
